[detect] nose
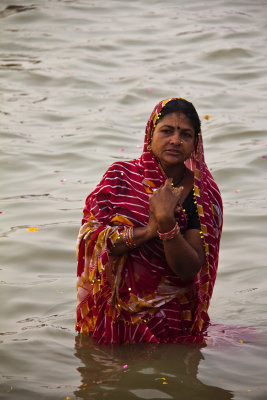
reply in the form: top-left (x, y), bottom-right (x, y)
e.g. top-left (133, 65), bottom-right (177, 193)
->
top-left (170, 132), bottom-right (182, 145)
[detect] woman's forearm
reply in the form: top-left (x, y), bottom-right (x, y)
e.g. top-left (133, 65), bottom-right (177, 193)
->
top-left (157, 217), bottom-right (204, 281)
top-left (109, 224), bottom-right (157, 256)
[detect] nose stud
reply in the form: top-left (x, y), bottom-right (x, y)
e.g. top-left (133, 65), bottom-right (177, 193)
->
top-left (171, 138), bottom-right (183, 144)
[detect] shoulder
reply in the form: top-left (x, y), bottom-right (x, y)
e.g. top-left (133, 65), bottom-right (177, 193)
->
top-left (104, 159), bottom-right (138, 174)
top-left (92, 159), bottom-right (141, 193)
top-left (103, 159), bottom-right (142, 181)
top-left (205, 172), bottom-right (223, 234)
top-left (206, 173), bottom-right (223, 213)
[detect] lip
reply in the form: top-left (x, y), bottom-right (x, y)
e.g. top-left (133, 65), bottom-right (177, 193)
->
top-left (165, 149), bottom-right (183, 156)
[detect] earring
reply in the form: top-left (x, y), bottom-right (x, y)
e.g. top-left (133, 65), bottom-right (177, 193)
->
top-left (147, 144), bottom-right (152, 151)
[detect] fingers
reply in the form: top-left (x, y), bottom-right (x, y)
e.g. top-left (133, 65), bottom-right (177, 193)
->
top-left (164, 177), bottom-right (173, 188)
top-left (164, 178), bottom-right (184, 198)
top-left (150, 181), bottom-right (184, 197)
top-left (150, 179), bottom-right (184, 203)
top-left (173, 186), bottom-right (184, 197)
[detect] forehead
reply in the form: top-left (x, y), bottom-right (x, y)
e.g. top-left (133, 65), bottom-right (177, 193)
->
top-left (156, 112), bottom-right (194, 130)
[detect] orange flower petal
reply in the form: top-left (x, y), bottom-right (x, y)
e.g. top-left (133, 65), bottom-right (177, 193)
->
top-left (27, 227), bottom-right (39, 232)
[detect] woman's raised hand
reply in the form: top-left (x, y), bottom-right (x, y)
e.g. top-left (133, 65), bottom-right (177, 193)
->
top-left (149, 178), bottom-right (184, 223)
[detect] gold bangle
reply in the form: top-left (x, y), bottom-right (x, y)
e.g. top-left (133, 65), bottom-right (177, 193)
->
top-left (123, 227), bottom-right (136, 249)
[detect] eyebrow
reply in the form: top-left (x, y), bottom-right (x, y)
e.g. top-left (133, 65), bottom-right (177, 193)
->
top-left (160, 124), bottom-right (194, 133)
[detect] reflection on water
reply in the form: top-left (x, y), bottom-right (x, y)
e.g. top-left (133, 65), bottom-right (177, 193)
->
top-left (74, 335), bottom-right (233, 400)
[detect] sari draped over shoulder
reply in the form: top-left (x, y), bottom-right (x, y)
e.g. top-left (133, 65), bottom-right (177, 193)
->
top-left (76, 98), bottom-right (223, 344)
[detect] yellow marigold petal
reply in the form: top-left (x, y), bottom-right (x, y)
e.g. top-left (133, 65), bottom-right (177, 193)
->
top-left (27, 227), bottom-right (38, 232)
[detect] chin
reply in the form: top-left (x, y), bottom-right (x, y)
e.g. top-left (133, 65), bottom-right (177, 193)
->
top-left (163, 158), bottom-right (184, 166)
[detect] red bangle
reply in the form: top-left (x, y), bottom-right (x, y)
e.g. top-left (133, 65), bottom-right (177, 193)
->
top-left (157, 222), bottom-right (180, 240)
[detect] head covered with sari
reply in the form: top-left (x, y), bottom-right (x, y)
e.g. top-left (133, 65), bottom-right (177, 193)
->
top-left (76, 98), bottom-right (223, 344)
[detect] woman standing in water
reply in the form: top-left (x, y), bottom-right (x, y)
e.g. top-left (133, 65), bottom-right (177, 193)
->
top-left (76, 98), bottom-right (223, 344)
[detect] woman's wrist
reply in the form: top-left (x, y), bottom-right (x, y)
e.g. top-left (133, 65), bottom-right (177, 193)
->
top-left (158, 222), bottom-right (180, 241)
top-left (144, 224), bottom-right (157, 241)
top-left (156, 217), bottom-right (176, 233)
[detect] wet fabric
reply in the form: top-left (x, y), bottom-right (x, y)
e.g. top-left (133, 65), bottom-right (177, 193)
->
top-left (76, 98), bottom-right (223, 344)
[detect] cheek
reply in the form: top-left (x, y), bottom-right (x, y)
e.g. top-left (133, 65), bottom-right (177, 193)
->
top-left (151, 137), bottom-right (160, 153)
top-left (186, 143), bottom-right (195, 157)
top-left (151, 143), bottom-right (158, 156)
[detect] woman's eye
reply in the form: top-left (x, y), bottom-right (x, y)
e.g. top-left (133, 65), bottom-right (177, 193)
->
top-left (182, 132), bottom-right (193, 139)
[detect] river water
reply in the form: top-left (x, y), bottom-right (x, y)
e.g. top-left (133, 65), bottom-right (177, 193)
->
top-left (1, 0), bottom-right (267, 399)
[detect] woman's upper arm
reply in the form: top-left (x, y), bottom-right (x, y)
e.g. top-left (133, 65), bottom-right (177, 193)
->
top-left (184, 229), bottom-right (206, 267)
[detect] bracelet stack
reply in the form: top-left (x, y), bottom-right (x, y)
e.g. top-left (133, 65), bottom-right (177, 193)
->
top-left (123, 227), bottom-right (137, 249)
top-left (157, 222), bottom-right (180, 241)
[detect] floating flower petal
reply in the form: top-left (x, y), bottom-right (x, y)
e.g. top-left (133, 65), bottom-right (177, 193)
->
top-left (27, 227), bottom-right (38, 232)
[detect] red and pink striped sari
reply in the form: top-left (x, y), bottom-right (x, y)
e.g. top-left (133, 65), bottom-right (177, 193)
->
top-left (76, 98), bottom-right (223, 344)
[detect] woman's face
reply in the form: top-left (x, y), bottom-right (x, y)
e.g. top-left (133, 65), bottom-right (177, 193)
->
top-left (151, 112), bottom-right (195, 174)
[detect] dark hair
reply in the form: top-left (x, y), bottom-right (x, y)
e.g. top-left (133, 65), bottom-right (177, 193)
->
top-left (155, 98), bottom-right (201, 136)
